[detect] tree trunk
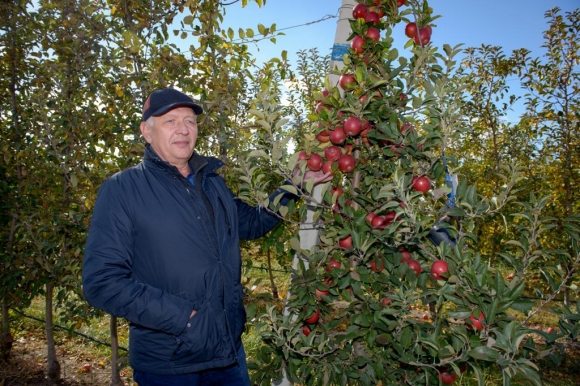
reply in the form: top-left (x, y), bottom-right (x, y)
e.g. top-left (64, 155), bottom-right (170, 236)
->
top-left (110, 315), bottom-right (124, 386)
top-left (266, 247), bottom-right (279, 299)
top-left (45, 282), bottom-right (61, 384)
top-left (1, 301), bottom-right (13, 361)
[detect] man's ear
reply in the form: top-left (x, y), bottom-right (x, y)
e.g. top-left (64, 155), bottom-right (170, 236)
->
top-left (140, 121), bottom-right (152, 143)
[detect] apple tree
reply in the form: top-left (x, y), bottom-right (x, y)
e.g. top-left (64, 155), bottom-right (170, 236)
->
top-left (236, 1), bottom-right (580, 385)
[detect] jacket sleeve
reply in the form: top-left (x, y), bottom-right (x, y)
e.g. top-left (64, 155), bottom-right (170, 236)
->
top-left (82, 177), bottom-right (192, 336)
top-left (235, 181), bottom-right (300, 241)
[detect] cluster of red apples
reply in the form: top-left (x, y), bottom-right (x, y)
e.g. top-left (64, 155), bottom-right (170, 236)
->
top-left (352, 0), bottom-right (433, 47)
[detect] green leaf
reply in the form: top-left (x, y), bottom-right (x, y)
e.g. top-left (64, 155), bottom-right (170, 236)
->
top-left (469, 346), bottom-right (500, 361)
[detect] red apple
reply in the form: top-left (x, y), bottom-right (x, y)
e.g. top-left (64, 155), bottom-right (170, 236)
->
top-left (389, 144), bottom-right (405, 157)
top-left (411, 175), bottom-right (431, 193)
top-left (401, 123), bottom-right (413, 134)
top-left (297, 150), bottom-right (308, 161)
top-left (302, 325), bottom-right (312, 336)
top-left (400, 249), bottom-right (411, 262)
top-left (423, 24), bottom-right (432, 36)
top-left (397, 0), bottom-right (405, 6)
top-left (315, 288), bottom-right (329, 300)
top-left (324, 145), bottom-right (342, 161)
top-left (326, 258), bottom-right (341, 272)
top-left (547, 327), bottom-right (555, 333)
top-left (316, 130), bottom-right (330, 143)
top-left (384, 211), bottom-right (397, 225)
top-left (371, 215), bottom-right (386, 230)
top-left (404, 22), bottom-right (417, 38)
top-left (414, 27), bottom-right (431, 45)
top-left (322, 160), bottom-right (334, 174)
top-left (371, 258), bottom-right (385, 273)
top-left (365, 27), bottom-right (380, 42)
top-left (321, 89), bottom-right (330, 97)
top-left (343, 116), bottom-right (362, 136)
top-left (339, 74), bottom-right (356, 89)
top-left (430, 260), bottom-right (449, 280)
top-left (315, 101), bottom-right (330, 114)
top-left (350, 35), bottom-right (365, 54)
top-left (339, 235), bottom-right (352, 249)
top-left (404, 259), bottom-right (422, 275)
top-left (307, 153), bottom-right (323, 172)
top-left (366, 212), bottom-right (377, 223)
top-left (438, 369), bottom-right (457, 385)
top-left (330, 126), bottom-right (347, 145)
top-left (337, 154), bottom-right (356, 173)
top-left (364, 11), bottom-right (380, 25)
top-left (352, 3), bottom-right (367, 19)
top-left (399, 92), bottom-right (408, 106)
top-left (381, 297), bottom-right (392, 306)
top-left (305, 308), bottom-right (320, 324)
top-left (468, 312), bottom-right (485, 331)
top-left (331, 187), bottom-right (344, 200)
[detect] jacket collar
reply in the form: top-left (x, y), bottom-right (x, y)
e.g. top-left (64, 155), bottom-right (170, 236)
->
top-left (143, 144), bottom-right (223, 176)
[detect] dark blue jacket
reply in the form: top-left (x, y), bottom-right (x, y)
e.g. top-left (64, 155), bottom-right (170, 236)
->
top-left (82, 146), bottom-right (294, 375)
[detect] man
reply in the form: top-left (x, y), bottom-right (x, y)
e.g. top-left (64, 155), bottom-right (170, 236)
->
top-left (82, 88), bottom-right (331, 385)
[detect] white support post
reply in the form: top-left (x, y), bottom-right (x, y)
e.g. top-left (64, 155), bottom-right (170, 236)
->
top-left (272, 1), bottom-right (356, 385)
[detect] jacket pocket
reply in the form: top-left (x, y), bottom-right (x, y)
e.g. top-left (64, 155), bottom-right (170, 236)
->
top-left (170, 302), bottom-right (225, 365)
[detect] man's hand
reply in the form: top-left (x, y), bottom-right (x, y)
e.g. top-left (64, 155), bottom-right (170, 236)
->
top-left (293, 167), bottom-right (333, 187)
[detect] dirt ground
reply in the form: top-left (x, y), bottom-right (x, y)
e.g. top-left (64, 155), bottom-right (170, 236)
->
top-left (0, 333), bottom-right (134, 386)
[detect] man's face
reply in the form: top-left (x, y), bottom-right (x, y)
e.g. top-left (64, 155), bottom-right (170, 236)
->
top-left (140, 107), bottom-right (198, 167)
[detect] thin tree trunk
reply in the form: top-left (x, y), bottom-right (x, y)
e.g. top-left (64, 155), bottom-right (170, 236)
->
top-left (266, 247), bottom-right (278, 299)
top-left (45, 282), bottom-right (61, 384)
top-left (1, 301), bottom-right (13, 361)
top-left (110, 315), bottom-right (124, 386)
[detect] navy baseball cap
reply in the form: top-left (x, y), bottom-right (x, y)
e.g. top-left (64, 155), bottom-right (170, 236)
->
top-left (142, 88), bottom-right (203, 121)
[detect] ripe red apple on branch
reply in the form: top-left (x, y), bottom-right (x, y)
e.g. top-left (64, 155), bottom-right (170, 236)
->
top-left (468, 312), bottom-right (485, 331)
top-left (411, 175), bottom-right (431, 193)
top-left (404, 259), bottom-right (422, 275)
top-left (404, 22), bottom-right (417, 39)
top-left (315, 287), bottom-right (329, 301)
top-left (307, 153), bottom-right (323, 172)
top-left (338, 154), bottom-right (356, 173)
top-left (343, 116), bottom-right (362, 136)
top-left (324, 146), bottom-right (342, 161)
top-left (371, 215), bottom-right (386, 230)
top-left (305, 308), bottom-right (320, 324)
top-left (326, 258), bottom-right (341, 272)
top-left (364, 11), bottom-right (380, 25)
top-left (330, 126), bottom-right (347, 145)
top-left (302, 325), bottom-right (312, 337)
top-left (380, 297), bottom-right (392, 306)
top-left (366, 27), bottom-right (380, 42)
top-left (339, 73), bottom-right (356, 90)
top-left (438, 368), bottom-right (457, 385)
top-left (339, 235), bottom-right (352, 249)
top-left (414, 27), bottom-right (432, 45)
top-left (370, 258), bottom-right (385, 273)
top-left (400, 249), bottom-right (411, 262)
top-left (322, 160), bottom-right (334, 174)
top-left (316, 129), bottom-right (330, 143)
top-left (351, 35), bottom-right (365, 54)
top-left (430, 260), bottom-right (449, 280)
top-left (352, 3), bottom-right (367, 19)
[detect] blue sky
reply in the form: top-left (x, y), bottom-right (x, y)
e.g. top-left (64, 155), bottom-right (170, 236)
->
top-left (220, 1), bottom-right (578, 122)
top-left (223, 0), bottom-right (578, 63)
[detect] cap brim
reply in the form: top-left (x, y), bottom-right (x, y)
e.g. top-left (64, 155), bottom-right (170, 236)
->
top-left (150, 102), bottom-right (203, 117)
